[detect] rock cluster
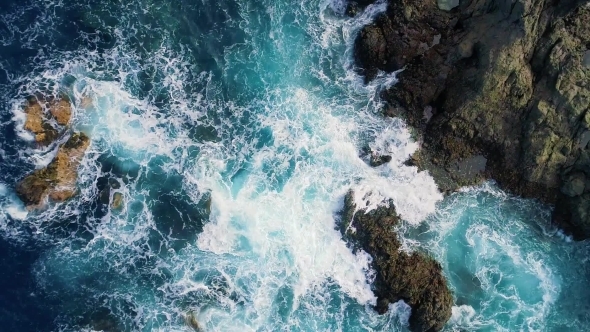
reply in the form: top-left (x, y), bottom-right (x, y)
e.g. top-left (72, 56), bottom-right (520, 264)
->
top-left (353, 0), bottom-right (590, 238)
top-left (16, 95), bottom-right (90, 208)
top-left (339, 192), bottom-right (453, 332)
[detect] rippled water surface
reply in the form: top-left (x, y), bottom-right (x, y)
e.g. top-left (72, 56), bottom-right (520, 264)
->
top-left (0, 0), bottom-right (588, 331)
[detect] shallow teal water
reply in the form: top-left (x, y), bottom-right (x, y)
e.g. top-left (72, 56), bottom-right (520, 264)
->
top-left (0, 0), bottom-right (588, 331)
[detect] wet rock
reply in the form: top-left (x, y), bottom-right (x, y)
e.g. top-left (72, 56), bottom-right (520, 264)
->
top-left (23, 99), bottom-right (59, 145)
top-left (354, 1), bottom-right (452, 82)
top-left (369, 154), bottom-right (392, 167)
top-left (99, 186), bottom-right (111, 205)
top-left (185, 312), bottom-right (202, 331)
top-left (109, 178), bottom-right (121, 189)
top-left (80, 94), bottom-right (94, 109)
top-left (437, 0), bottom-right (458, 11)
top-left (345, 0), bottom-right (376, 16)
top-left (80, 307), bottom-right (122, 332)
top-left (339, 191), bottom-right (453, 332)
top-left (111, 192), bottom-right (124, 210)
top-left (49, 99), bottom-right (72, 125)
top-left (561, 172), bottom-right (586, 197)
top-left (354, 0), bottom-right (590, 238)
top-left (583, 50), bottom-right (590, 68)
top-left (16, 132), bottom-right (90, 208)
top-left (23, 96), bottom-right (72, 145)
top-left (449, 155), bottom-right (487, 183)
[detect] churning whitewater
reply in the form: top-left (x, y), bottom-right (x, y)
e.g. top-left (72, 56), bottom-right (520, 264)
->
top-left (0, 0), bottom-right (588, 331)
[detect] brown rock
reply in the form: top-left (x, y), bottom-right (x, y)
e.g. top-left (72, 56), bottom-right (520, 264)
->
top-left (80, 95), bottom-right (94, 109)
top-left (16, 132), bottom-right (91, 208)
top-left (355, 0), bottom-right (590, 238)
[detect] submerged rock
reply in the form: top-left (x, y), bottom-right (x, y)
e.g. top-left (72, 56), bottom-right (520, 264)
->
top-left (185, 312), bottom-right (202, 331)
top-left (354, 0), bottom-right (590, 239)
top-left (23, 96), bottom-right (72, 145)
top-left (79, 307), bottom-right (122, 332)
top-left (16, 132), bottom-right (90, 208)
top-left (339, 191), bottom-right (453, 332)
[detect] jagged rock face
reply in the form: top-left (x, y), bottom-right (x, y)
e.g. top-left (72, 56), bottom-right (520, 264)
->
top-left (16, 132), bottom-right (90, 208)
top-left (339, 192), bottom-right (453, 332)
top-left (23, 96), bottom-right (72, 145)
top-left (354, 0), bottom-right (450, 82)
top-left (354, 0), bottom-right (590, 238)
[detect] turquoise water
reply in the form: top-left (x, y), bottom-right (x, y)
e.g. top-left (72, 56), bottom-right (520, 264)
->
top-left (0, 0), bottom-right (588, 331)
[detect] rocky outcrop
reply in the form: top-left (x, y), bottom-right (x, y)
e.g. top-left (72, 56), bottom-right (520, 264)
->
top-left (16, 132), bottom-right (90, 208)
top-left (98, 177), bottom-right (124, 211)
top-left (354, 0), bottom-right (590, 238)
top-left (23, 96), bottom-right (72, 145)
top-left (339, 192), bottom-right (453, 331)
top-left (17, 94), bottom-right (90, 208)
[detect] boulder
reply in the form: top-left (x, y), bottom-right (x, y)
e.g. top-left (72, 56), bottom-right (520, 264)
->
top-left (111, 192), bottom-right (124, 210)
top-left (184, 312), bottom-right (202, 331)
top-left (354, 0), bottom-right (590, 238)
top-left (16, 132), bottom-right (90, 208)
top-left (23, 96), bottom-right (72, 145)
top-left (49, 99), bottom-right (72, 125)
top-left (339, 191), bottom-right (453, 331)
top-left (370, 154), bottom-right (392, 167)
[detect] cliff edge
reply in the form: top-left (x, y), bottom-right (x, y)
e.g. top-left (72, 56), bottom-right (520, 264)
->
top-left (354, 0), bottom-right (590, 239)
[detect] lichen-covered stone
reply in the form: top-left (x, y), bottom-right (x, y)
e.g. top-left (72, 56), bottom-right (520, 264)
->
top-left (16, 132), bottom-right (90, 208)
top-left (339, 191), bottom-right (453, 332)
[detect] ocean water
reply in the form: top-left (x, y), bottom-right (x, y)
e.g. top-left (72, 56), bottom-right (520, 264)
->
top-left (0, 0), bottom-right (588, 331)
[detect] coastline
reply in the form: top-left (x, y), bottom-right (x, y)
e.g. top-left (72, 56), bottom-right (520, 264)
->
top-left (352, 0), bottom-right (590, 239)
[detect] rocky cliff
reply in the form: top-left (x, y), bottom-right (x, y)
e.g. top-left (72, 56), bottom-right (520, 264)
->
top-left (353, 0), bottom-right (590, 239)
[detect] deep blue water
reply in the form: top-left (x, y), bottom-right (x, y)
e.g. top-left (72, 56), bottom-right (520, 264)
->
top-left (0, 0), bottom-right (588, 331)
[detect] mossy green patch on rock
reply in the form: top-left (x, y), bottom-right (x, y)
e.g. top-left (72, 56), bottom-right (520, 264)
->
top-left (339, 191), bottom-right (453, 332)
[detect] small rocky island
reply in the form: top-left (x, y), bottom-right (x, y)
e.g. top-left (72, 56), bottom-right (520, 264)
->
top-left (16, 96), bottom-right (90, 209)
